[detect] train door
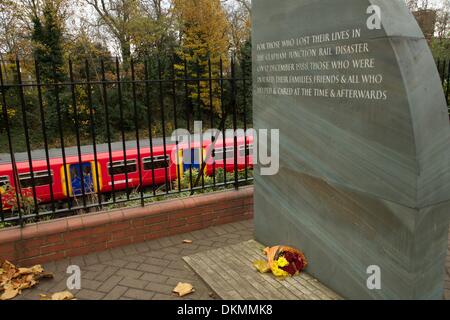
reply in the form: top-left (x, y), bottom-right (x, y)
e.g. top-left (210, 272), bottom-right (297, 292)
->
top-left (69, 163), bottom-right (95, 196)
top-left (183, 148), bottom-right (201, 172)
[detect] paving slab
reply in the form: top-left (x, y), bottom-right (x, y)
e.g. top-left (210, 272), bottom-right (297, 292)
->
top-left (183, 240), bottom-right (342, 300)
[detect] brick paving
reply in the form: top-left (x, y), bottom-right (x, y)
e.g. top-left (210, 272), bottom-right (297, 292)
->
top-left (15, 220), bottom-right (254, 300)
top-left (11, 221), bottom-right (450, 300)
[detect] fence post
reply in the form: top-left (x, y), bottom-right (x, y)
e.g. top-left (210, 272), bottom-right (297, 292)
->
top-left (115, 57), bottom-right (131, 200)
top-left (231, 56), bottom-right (239, 190)
top-left (171, 55), bottom-right (182, 193)
top-left (130, 58), bottom-right (145, 207)
top-left (208, 57), bottom-right (216, 187)
top-left (157, 58), bottom-right (170, 194)
top-left (35, 60), bottom-right (56, 214)
top-left (53, 62), bottom-right (72, 211)
top-left (16, 58), bottom-right (39, 216)
top-left (219, 57), bottom-right (227, 187)
top-left (100, 59), bottom-right (116, 203)
top-left (445, 61), bottom-right (450, 105)
top-left (69, 59), bottom-right (88, 209)
top-left (144, 59), bottom-right (157, 197)
top-left (242, 58), bottom-right (249, 182)
top-left (85, 60), bottom-right (102, 208)
top-left (0, 61), bottom-right (23, 226)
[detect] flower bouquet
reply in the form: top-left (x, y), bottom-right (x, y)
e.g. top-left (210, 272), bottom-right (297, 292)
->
top-left (253, 245), bottom-right (308, 278)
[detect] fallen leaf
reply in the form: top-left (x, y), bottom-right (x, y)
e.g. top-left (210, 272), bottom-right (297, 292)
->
top-left (1, 260), bottom-right (15, 271)
top-left (0, 260), bottom-right (53, 300)
top-left (50, 291), bottom-right (75, 300)
top-left (31, 265), bottom-right (44, 274)
top-left (0, 284), bottom-right (19, 300)
top-left (17, 268), bottom-right (33, 276)
top-left (1, 260), bottom-right (16, 279)
top-left (182, 240), bottom-right (193, 244)
top-left (39, 293), bottom-right (51, 300)
top-left (173, 282), bottom-right (195, 297)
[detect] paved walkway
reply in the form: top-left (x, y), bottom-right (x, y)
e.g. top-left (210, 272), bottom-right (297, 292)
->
top-left (13, 220), bottom-right (450, 300)
top-left (17, 220), bottom-right (254, 300)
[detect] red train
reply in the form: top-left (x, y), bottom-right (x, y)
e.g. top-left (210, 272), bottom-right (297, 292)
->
top-left (0, 135), bottom-right (254, 210)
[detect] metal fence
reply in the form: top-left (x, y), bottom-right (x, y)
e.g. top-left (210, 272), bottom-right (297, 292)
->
top-left (0, 55), bottom-right (253, 227)
top-left (1, 55), bottom-right (448, 227)
top-left (436, 59), bottom-right (450, 106)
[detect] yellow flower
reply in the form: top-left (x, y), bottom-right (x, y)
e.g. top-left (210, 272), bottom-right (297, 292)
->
top-left (277, 257), bottom-right (289, 268)
top-left (253, 260), bottom-right (270, 273)
top-left (270, 257), bottom-right (290, 278)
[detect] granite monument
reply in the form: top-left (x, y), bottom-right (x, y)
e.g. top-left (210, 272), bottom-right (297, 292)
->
top-left (253, 0), bottom-right (450, 299)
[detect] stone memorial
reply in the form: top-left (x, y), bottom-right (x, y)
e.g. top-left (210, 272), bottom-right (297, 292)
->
top-left (253, 0), bottom-right (450, 299)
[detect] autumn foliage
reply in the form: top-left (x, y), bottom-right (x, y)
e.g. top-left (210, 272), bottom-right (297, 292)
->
top-left (173, 0), bottom-right (231, 114)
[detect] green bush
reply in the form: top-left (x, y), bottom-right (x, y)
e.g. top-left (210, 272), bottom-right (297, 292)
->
top-left (0, 222), bottom-right (12, 229)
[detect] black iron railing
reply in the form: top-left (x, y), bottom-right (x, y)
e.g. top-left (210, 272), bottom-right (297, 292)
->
top-left (436, 59), bottom-right (450, 107)
top-left (0, 55), bottom-right (253, 227)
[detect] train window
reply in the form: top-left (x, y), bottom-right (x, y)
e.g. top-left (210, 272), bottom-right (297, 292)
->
top-left (0, 176), bottom-right (9, 188)
top-left (108, 160), bottom-right (137, 176)
top-left (143, 156), bottom-right (170, 170)
top-left (239, 144), bottom-right (254, 157)
top-left (19, 171), bottom-right (53, 189)
top-left (214, 147), bottom-right (235, 160)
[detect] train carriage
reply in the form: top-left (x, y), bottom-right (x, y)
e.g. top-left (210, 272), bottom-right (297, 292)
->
top-left (0, 135), bottom-right (254, 211)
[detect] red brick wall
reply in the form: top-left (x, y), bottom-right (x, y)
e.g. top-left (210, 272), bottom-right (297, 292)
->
top-left (0, 187), bottom-right (254, 266)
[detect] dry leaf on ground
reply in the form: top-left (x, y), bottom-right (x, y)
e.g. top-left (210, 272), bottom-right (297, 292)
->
top-left (0, 284), bottom-right (19, 300)
top-left (0, 259), bottom-right (54, 300)
top-left (182, 240), bottom-right (193, 244)
top-left (40, 291), bottom-right (75, 300)
top-left (173, 282), bottom-right (195, 297)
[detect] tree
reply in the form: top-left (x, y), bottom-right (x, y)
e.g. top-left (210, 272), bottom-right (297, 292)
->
top-left (66, 28), bottom-right (114, 78)
top-left (0, 0), bottom-right (32, 59)
top-left (84, 0), bottom-right (141, 70)
top-left (406, 0), bottom-right (431, 10)
top-left (131, 0), bottom-right (177, 59)
top-left (31, 0), bottom-right (67, 134)
top-left (435, 1), bottom-right (450, 39)
top-left (234, 0), bottom-right (250, 14)
top-left (224, 0), bottom-right (251, 54)
top-left (173, 0), bottom-right (230, 116)
top-left (233, 37), bottom-right (251, 128)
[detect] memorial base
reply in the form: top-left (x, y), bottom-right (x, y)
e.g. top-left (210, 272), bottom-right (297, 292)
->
top-left (255, 170), bottom-right (450, 300)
